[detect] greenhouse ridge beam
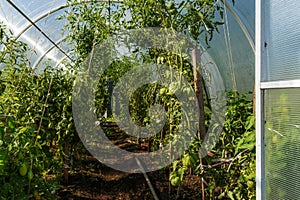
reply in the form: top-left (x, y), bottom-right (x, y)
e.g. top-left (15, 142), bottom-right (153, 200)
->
top-left (6, 0), bottom-right (74, 64)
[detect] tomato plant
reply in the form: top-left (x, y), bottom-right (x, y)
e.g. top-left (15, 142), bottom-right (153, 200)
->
top-left (0, 23), bottom-right (76, 198)
top-left (61, 1), bottom-right (255, 199)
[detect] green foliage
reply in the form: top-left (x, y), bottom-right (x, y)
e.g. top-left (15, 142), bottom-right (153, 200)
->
top-left (0, 24), bottom-right (28, 67)
top-left (0, 0), bottom-right (255, 199)
top-left (0, 117), bottom-right (61, 199)
top-left (95, 58), bottom-right (135, 118)
top-left (62, 1), bottom-right (111, 60)
top-left (62, 2), bottom-right (255, 199)
top-left (0, 66), bottom-right (75, 198)
top-left (0, 24), bottom-right (64, 199)
top-left (114, 0), bottom-right (228, 44)
top-left (64, 0), bottom-right (228, 44)
top-left (168, 91), bottom-right (255, 199)
top-left (205, 91), bottom-right (256, 199)
top-left (0, 22), bottom-right (90, 199)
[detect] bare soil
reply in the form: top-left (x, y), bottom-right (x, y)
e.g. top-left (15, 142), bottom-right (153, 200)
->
top-left (57, 122), bottom-right (202, 200)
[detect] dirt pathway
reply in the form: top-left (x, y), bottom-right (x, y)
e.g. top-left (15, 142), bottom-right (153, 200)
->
top-left (57, 122), bottom-right (201, 200)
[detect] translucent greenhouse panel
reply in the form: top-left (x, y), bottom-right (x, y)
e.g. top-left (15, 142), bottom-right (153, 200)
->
top-left (228, 15), bottom-right (254, 93)
top-left (0, 0), bottom-right (27, 35)
top-left (0, 0), bottom-right (71, 70)
top-left (264, 88), bottom-right (300, 199)
top-left (230, 0), bottom-right (255, 38)
top-left (30, 8), bottom-right (69, 43)
top-left (8, 0), bottom-right (67, 27)
top-left (207, 0), bottom-right (255, 93)
top-left (0, 0), bottom-right (67, 36)
top-left (34, 40), bottom-right (74, 73)
top-left (263, 0), bottom-right (300, 81)
top-left (19, 26), bottom-right (66, 69)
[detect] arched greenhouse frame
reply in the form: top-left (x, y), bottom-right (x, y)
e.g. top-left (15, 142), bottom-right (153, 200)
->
top-left (0, 0), bottom-right (299, 199)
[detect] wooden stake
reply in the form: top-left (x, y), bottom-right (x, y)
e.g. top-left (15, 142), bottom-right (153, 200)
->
top-left (192, 49), bottom-right (206, 141)
top-left (192, 49), bottom-right (206, 200)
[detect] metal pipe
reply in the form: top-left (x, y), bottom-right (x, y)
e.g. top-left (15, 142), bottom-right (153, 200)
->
top-left (6, 0), bottom-right (74, 63)
top-left (222, 0), bottom-right (255, 53)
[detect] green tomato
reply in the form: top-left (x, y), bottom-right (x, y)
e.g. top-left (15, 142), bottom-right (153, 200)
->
top-left (247, 180), bottom-right (254, 189)
top-left (171, 176), bottom-right (180, 187)
top-left (182, 154), bottom-right (192, 167)
top-left (67, 123), bottom-right (72, 129)
top-left (19, 164), bottom-right (28, 176)
top-left (28, 169), bottom-right (34, 180)
top-left (169, 82), bottom-right (179, 93)
top-left (159, 88), bottom-right (167, 95)
top-left (17, 152), bottom-right (23, 160)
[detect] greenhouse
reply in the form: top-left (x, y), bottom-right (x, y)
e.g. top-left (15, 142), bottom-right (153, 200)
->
top-left (0, 0), bottom-right (298, 199)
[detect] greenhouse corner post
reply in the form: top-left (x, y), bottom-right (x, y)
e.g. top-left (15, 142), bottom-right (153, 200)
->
top-left (255, 0), bottom-right (266, 199)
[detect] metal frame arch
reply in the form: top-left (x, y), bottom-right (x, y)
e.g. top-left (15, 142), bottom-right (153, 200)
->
top-left (54, 54), bottom-right (74, 69)
top-left (11, 0), bottom-right (254, 56)
top-left (8, 0), bottom-right (122, 67)
top-left (14, 0), bottom-right (122, 40)
top-left (221, 0), bottom-right (255, 53)
top-left (32, 36), bottom-right (68, 69)
top-left (34, 52), bottom-right (75, 72)
top-left (10, 0), bottom-right (253, 53)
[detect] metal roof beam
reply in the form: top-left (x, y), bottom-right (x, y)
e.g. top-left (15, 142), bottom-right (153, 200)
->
top-left (7, 0), bottom-right (74, 63)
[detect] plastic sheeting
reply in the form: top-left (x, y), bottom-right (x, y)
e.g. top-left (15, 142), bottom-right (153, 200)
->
top-left (0, 0), bottom-right (255, 93)
top-left (0, 0), bottom-right (71, 70)
top-left (206, 0), bottom-right (255, 93)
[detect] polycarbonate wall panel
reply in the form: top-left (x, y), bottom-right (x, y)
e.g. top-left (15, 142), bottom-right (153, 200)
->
top-left (259, 0), bottom-right (300, 199)
top-left (263, 0), bottom-right (300, 81)
top-left (264, 88), bottom-right (300, 199)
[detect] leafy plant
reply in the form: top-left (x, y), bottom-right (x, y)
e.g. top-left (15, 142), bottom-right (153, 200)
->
top-left (204, 91), bottom-right (256, 199)
top-left (166, 91), bottom-right (255, 199)
top-left (0, 23), bottom-right (64, 199)
top-left (60, 1), bottom-right (255, 199)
